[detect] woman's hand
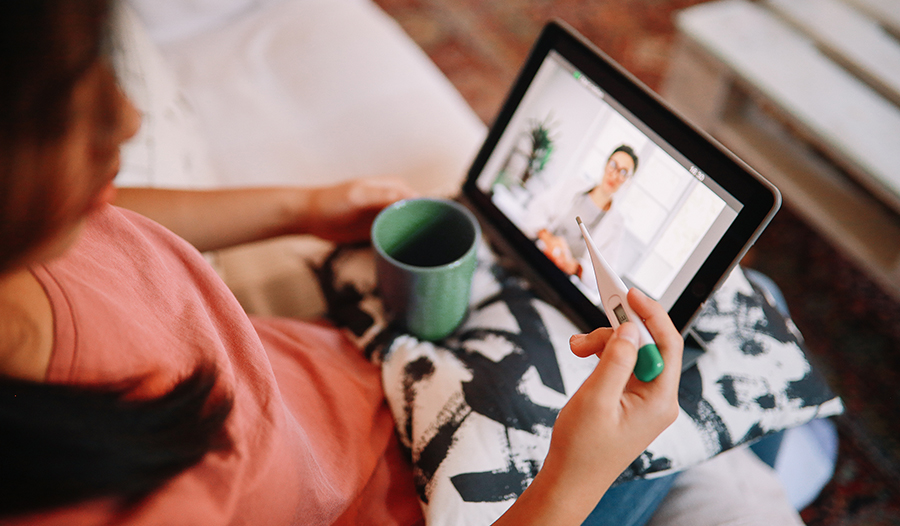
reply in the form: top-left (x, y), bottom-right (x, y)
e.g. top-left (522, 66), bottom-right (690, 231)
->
top-left (114, 177), bottom-right (417, 252)
top-left (300, 177), bottom-right (417, 244)
top-left (552, 287), bottom-right (683, 484)
top-left (495, 288), bottom-right (683, 525)
top-left (537, 229), bottom-right (581, 275)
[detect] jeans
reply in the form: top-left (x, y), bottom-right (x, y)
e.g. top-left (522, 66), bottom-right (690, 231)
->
top-left (582, 473), bottom-right (679, 526)
top-left (580, 268), bottom-right (788, 526)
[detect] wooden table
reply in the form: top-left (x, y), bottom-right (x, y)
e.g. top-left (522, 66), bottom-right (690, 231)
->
top-left (662, 0), bottom-right (900, 300)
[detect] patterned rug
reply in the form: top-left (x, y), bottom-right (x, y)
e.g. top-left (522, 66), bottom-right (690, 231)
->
top-left (371, 0), bottom-right (900, 523)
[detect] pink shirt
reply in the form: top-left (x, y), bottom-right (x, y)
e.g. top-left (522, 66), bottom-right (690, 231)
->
top-left (10, 206), bottom-right (422, 526)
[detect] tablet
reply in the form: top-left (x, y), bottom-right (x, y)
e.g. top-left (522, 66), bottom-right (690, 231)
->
top-left (460, 20), bottom-right (781, 334)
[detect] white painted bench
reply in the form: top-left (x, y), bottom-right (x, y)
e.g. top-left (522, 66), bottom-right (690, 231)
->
top-left (662, 0), bottom-right (900, 300)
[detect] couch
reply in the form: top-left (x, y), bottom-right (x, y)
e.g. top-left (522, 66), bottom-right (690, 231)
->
top-left (113, 0), bottom-right (486, 320)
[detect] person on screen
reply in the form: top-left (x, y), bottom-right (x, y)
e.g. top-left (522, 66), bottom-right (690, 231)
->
top-left (537, 144), bottom-right (637, 277)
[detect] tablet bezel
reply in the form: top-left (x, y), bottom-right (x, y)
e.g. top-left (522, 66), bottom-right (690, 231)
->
top-left (460, 20), bottom-right (781, 334)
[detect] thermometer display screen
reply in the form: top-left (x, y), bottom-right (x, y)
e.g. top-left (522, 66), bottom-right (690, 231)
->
top-left (613, 304), bottom-right (629, 325)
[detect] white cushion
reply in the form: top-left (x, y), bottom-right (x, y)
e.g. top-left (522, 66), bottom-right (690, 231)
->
top-left (313, 248), bottom-right (842, 524)
top-left (125, 0), bottom-right (288, 44)
top-left (152, 0), bottom-right (486, 196)
top-left (110, 4), bottom-right (219, 189)
top-left (117, 0), bottom-right (486, 319)
top-left (647, 447), bottom-right (805, 526)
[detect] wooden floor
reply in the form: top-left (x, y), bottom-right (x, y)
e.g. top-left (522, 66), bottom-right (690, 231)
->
top-left (371, 0), bottom-right (710, 124)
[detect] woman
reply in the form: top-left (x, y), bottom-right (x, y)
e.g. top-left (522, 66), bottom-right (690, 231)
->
top-left (537, 145), bottom-right (637, 277)
top-left (0, 2), bottom-right (683, 524)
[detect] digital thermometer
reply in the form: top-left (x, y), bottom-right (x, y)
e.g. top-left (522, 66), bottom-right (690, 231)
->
top-left (577, 217), bottom-right (664, 382)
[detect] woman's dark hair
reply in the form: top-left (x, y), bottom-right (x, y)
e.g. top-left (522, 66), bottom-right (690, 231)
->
top-left (0, 368), bottom-right (234, 517)
top-left (0, 0), bottom-right (234, 517)
top-left (609, 144), bottom-right (639, 174)
top-left (1, 1), bottom-right (108, 273)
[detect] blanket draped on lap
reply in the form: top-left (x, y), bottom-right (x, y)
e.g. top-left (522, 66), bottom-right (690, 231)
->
top-left (313, 243), bottom-right (843, 525)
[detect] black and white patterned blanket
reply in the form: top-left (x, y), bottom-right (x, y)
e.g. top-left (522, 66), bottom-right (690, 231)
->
top-left (314, 244), bottom-right (843, 525)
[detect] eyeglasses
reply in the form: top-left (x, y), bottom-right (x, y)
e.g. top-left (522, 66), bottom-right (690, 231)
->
top-left (606, 159), bottom-right (633, 179)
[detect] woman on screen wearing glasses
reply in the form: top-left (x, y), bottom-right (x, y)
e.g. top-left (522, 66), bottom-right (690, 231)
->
top-left (537, 144), bottom-right (638, 278)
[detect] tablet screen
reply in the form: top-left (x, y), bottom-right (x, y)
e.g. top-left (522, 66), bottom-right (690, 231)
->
top-left (462, 22), bottom-right (780, 333)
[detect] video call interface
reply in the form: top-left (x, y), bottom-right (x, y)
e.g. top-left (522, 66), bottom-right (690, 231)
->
top-left (476, 51), bottom-right (742, 311)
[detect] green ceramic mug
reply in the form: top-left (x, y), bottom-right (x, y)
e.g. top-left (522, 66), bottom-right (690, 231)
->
top-left (372, 198), bottom-right (481, 341)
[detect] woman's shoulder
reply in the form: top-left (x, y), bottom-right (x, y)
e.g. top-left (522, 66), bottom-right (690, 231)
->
top-left (38, 205), bottom-right (257, 389)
